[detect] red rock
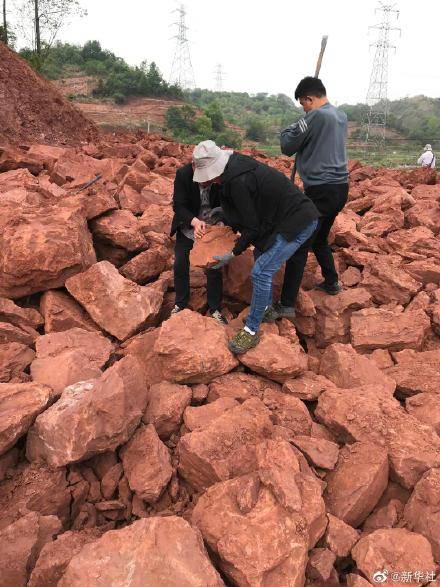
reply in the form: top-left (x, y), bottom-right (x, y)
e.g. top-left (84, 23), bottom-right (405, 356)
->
top-left (142, 381), bottom-right (192, 439)
top-left (0, 512), bottom-right (61, 587)
top-left (368, 349), bottom-right (394, 369)
top-left (207, 371), bottom-right (279, 402)
top-left (139, 203), bottom-right (173, 234)
top-left (406, 393), bottom-right (440, 434)
top-left (341, 266), bottom-right (362, 287)
top-left (0, 297), bottom-right (43, 329)
top-left (100, 463), bottom-right (123, 500)
top-left (403, 468), bottom-right (440, 561)
top-left (66, 261), bottom-right (165, 340)
top-left (346, 574), bottom-right (374, 586)
top-left (119, 245), bottom-right (169, 284)
top-left (178, 397), bottom-right (273, 492)
top-left (387, 226), bottom-right (439, 261)
top-left (122, 157), bottom-right (151, 192)
top-left (282, 372), bottom-right (336, 401)
top-left (330, 211), bottom-right (369, 246)
top-left (410, 184), bottom-right (440, 200)
top-left (404, 259), bottom-right (440, 285)
top-left (120, 424), bottom-right (172, 503)
top-left (324, 442), bottom-right (388, 527)
top-left (59, 516), bottom-right (224, 587)
top-left (0, 462), bottom-right (70, 530)
top-left (28, 528), bottom-right (102, 587)
top-left (324, 513), bottom-right (359, 557)
top-left (406, 199), bottom-right (440, 234)
top-left (140, 173), bottom-right (173, 205)
top-left (0, 382), bottom-right (53, 456)
top-left (40, 290), bottom-right (99, 333)
top-left (239, 332), bottom-right (308, 383)
top-left (352, 528), bottom-right (435, 586)
top-left (120, 327), bottom-right (165, 385)
top-left (292, 436), bottom-right (339, 470)
top-left (0, 342), bottom-right (35, 382)
top-left (358, 206), bottom-right (404, 237)
top-left (362, 498), bottom-right (403, 533)
top-left (189, 225), bottom-right (237, 268)
top-left (0, 203), bottom-right (96, 299)
top-left (26, 144), bottom-right (67, 171)
top-left (91, 210), bottom-right (147, 251)
top-left (0, 168), bottom-right (37, 192)
top-left (351, 308), bottom-right (430, 351)
top-left (50, 152), bottom-right (124, 188)
top-left (263, 389), bottom-right (313, 435)
top-left (26, 356), bottom-right (148, 467)
top-left (361, 257), bottom-right (422, 305)
top-left (319, 343), bottom-right (396, 394)
top-left (0, 321), bottom-right (37, 345)
top-left (74, 186), bottom-right (118, 221)
top-left (30, 328), bottom-right (113, 395)
top-left (184, 398), bottom-right (239, 431)
top-left (386, 359), bottom-right (440, 397)
top-left (315, 385), bottom-right (440, 489)
top-left (306, 548), bottom-right (336, 582)
top-left (154, 310), bottom-right (238, 384)
top-left (191, 383), bottom-right (209, 402)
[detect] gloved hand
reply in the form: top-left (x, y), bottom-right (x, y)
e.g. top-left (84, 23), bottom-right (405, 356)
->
top-left (211, 252), bottom-right (234, 270)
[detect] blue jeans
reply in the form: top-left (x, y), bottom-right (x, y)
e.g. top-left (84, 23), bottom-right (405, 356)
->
top-left (245, 220), bottom-right (318, 333)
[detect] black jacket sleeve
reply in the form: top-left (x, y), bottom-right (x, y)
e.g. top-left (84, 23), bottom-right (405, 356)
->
top-left (172, 168), bottom-right (196, 227)
top-left (228, 176), bottom-right (260, 256)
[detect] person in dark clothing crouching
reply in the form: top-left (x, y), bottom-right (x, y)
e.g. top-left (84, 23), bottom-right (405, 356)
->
top-left (192, 140), bottom-right (319, 354)
top-left (170, 152), bottom-right (230, 325)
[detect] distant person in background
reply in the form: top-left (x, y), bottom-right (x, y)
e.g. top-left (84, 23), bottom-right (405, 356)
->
top-left (279, 77), bottom-right (349, 308)
top-left (418, 144), bottom-right (436, 168)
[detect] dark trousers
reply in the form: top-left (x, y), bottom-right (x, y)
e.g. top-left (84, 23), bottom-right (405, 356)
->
top-left (174, 230), bottom-right (223, 311)
top-left (280, 183), bottom-right (349, 307)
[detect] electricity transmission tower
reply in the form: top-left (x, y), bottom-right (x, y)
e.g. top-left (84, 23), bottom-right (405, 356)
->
top-left (213, 63), bottom-right (224, 92)
top-left (169, 4), bottom-right (196, 90)
top-left (362, 2), bottom-right (400, 149)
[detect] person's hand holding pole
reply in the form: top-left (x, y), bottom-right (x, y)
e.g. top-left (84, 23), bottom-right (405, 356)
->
top-left (191, 218), bottom-right (206, 239)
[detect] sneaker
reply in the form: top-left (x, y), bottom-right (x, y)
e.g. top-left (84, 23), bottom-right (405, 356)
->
top-left (170, 304), bottom-right (183, 316)
top-left (263, 302), bottom-right (296, 322)
top-left (228, 328), bottom-right (260, 354)
top-left (315, 281), bottom-right (343, 296)
top-left (209, 309), bottom-right (228, 325)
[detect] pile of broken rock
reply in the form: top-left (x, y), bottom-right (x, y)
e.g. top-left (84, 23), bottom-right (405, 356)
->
top-left (0, 135), bottom-right (440, 586)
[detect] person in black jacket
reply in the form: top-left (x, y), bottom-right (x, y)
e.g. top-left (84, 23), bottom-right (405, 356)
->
top-left (171, 157), bottom-right (230, 325)
top-left (192, 140), bottom-right (319, 354)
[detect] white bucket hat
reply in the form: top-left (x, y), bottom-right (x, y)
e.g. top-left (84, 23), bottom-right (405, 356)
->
top-left (424, 144), bottom-right (432, 151)
top-left (192, 140), bottom-right (233, 183)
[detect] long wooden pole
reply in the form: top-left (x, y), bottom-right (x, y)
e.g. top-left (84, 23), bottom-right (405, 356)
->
top-left (34, 0), bottom-right (41, 56)
top-left (315, 35), bottom-right (328, 78)
top-left (2, 0), bottom-right (7, 45)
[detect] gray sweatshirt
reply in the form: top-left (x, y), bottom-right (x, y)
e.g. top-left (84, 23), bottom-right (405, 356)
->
top-left (280, 103), bottom-right (348, 188)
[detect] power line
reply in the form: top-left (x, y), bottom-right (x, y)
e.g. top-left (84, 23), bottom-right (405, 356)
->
top-left (169, 4), bottom-right (196, 90)
top-left (362, 2), bottom-right (401, 149)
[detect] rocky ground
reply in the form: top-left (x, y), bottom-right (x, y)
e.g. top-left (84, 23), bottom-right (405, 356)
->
top-left (0, 127), bottom-right (439, 587)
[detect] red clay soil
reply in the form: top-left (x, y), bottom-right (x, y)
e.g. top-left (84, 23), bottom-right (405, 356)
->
top-left (0, 42), bottom-right (99, 145)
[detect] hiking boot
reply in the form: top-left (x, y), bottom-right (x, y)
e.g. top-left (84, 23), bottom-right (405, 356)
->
top-left (170, 304), bottom-right (183, 316)
top-left (315, 281), bottom-right (343, 296)
top-left (209, 309), bottom-right (228, 325)
top-left (263, 302), bottom-right (296, 322)
top-left (228, 328), bottom-right (260, 354)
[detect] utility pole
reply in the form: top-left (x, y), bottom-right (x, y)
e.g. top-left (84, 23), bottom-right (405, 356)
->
top-left (362, 2), bottom-right (400, 150)
top-left (213, 63), bottom-right (224, 92)
top-left (169, 4), bottom-right (196, 90)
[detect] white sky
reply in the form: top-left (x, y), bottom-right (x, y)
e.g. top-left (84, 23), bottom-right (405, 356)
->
top-left (18, 0), bottom-right (440, 104)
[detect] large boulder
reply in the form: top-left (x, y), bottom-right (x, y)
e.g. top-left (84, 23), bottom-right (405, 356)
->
top-left (178, 398), bottom-right (273, 492)
top-left (324, 442), bottom-right (389, 527)
top-left (66, 261), bottom-right (165, 340)
top-left (361, 257), bottom-right (422, 305)
top-left (315, 385), bottom-right (440, 489)
top-left (404, 468), bottom-right (440, 561)
top-left (26, 356), bottom-right (148, 467)
top-left (90, 209), bottom-right (147, 251)
top-left (0, 203), bottom-right (96, 299)
top-left (0, 512), bottom-right (61, 587)
top-left (350, 308), bottom-right (430, 351)
top-left (58, 517), bottom-right (225, 587)
top-left (0, 382), bottom-right (53, 456)
top-left (239, 332), bottom-right (308, 383)
top-left (120, 424), bottom-right (172, 503)
top-left (142, 381), bottom-right (192, 439)
top-left (40, 290), bottom-right (99, 333)
top-left (207, 372), bottom-right (279, 403)
top-left (406, 393), bottom-right (440, 434)
top-left (119, 245), bottom-right (169, 284)
top-left (154, 310), bottom-right (238, 384)
top-left (30, 328), bottom-right (113, 395)
top-left (352, 528), bottom-right (435, 586)
top-left (0, 342), bottom-right (35, 383)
